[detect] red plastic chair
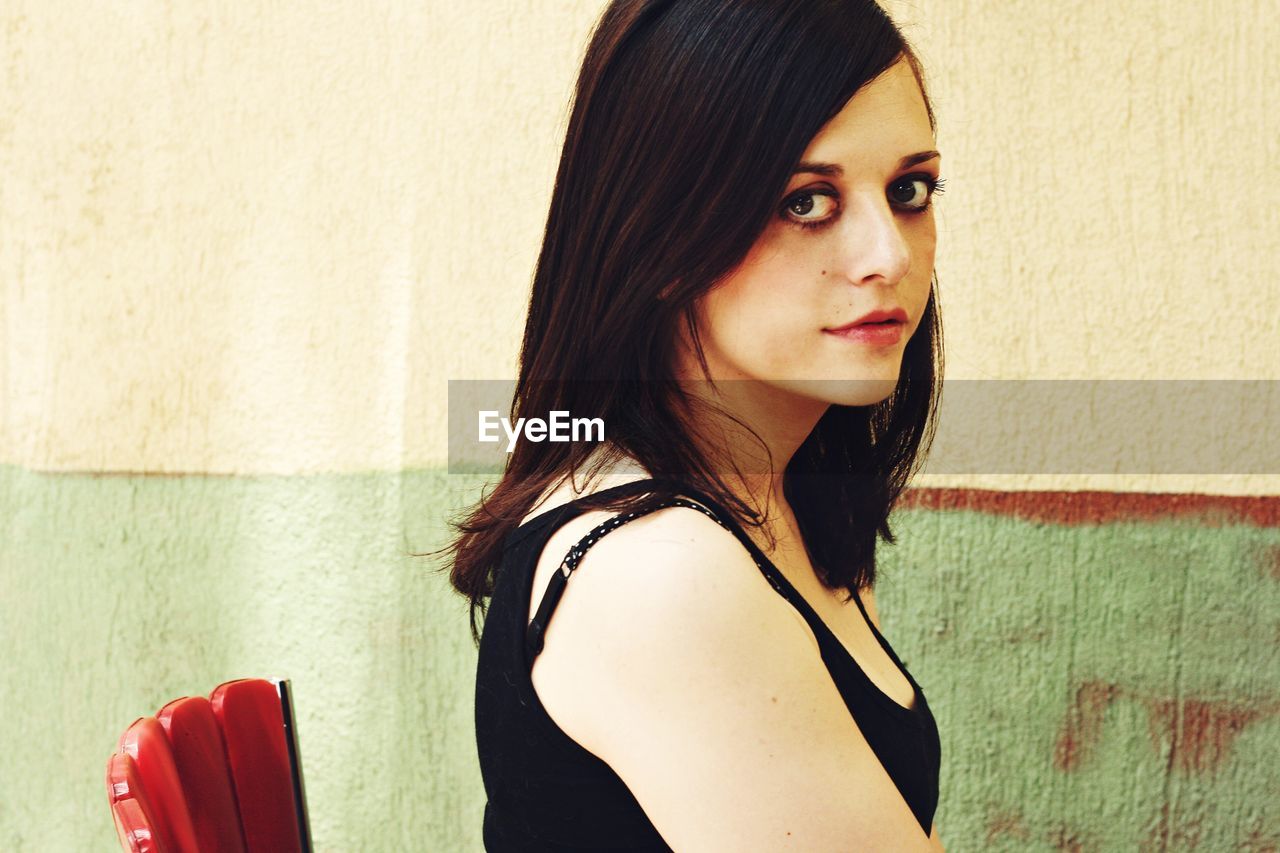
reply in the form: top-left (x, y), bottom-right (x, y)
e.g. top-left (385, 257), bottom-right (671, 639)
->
top-left (106, 678), bottom-right (312, 853)
top-left (106, 752), bottom-right (167, 853)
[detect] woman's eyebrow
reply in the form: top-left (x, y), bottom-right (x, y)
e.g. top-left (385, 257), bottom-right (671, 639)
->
top-left (792, 150), bottom-right (941, 177)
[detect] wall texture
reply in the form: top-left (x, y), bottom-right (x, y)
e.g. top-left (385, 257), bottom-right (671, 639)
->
top-left (1, 1), bottom-right (1276, 850)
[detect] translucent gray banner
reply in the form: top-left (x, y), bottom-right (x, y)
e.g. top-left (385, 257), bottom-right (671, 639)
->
top-left (448, 380), bottom-right (1279, 475)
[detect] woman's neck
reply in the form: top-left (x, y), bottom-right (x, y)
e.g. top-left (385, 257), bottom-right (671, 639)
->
top-left (679, 389), bottom-right (827, 521)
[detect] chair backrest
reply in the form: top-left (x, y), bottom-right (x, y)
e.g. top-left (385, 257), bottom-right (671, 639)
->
top-left (156, 696), bottom-right (247, 852)
top-left (106, 752), bottom-right (163, 853)
top-left (210, 679), bottom-right (306, 852)
top-left (106, 678), bottom-right (312, 853)
top-left (117, 717), bottom-right (201, 852)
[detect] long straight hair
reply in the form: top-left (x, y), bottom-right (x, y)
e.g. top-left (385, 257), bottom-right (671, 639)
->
top-left (434, 0), bottom-right (944, 644)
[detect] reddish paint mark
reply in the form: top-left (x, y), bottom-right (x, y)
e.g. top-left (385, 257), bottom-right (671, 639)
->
top-left (899, 488), bottom-right (1280, 528)
top-left (1054, 680), bottom-right (1120, 771)
top-left (1259, 544), bottom-right (1280, 580)
top-left (984, 806), bottom-right (1031, 846)
top-left (1238, 821), bottom-right (1280, 852)
top-left (1056, 679), bottom-right (1280, 775)
top-left (1141, 801), bottom-right (1205, 852)
top-left (1143, 695), bottom-right (1279, 775)
top-left (1047, 822), bottom-right (1095, 853)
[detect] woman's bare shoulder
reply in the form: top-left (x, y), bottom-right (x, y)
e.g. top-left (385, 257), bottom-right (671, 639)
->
top-left (528, 498), bottom-right (774, 738)
top-left (529, 502), bottom-right (934, 850)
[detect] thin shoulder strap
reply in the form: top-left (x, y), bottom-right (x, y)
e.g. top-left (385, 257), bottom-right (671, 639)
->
top-left (647, 480), bottom-right (795, 601)
top-left (525, 496), bottom-right (730, 664)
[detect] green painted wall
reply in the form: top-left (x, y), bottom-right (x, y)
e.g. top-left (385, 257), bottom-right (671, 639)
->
top-left (4, 464), bottom-right (1277, 850)
top-left (888, 491), bottom-right (1280, 850)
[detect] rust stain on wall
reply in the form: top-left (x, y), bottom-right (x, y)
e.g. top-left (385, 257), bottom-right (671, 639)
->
top-left (1054, 680), bottom-right (1121, 771)
top-left (1237, 820), bottom-right (1280, 852)
top-left (1047, 821), bottom-right (1097, 853)
top-left (1143, 696), bottom-right (1279, 775)
top-left (900, 489), bottom-right (1280, 528)
top-left (1258, 543), bottom-right (1280, 580)
top-left (1055, 679), bottom-right (1280, 775)
top-left (1140, 801), bottom-right (1206, 852)
top-left (983, 805), bottom-right (1032, 846)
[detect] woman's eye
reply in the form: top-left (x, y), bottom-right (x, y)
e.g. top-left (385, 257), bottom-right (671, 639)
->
top-left (780, 190), bottom-right (838, 229)
top-left (889, 174), bottom-right (945, 211)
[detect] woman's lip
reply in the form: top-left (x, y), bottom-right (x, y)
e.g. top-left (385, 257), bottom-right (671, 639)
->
top-left (823, 321), bottom-right (905, 346)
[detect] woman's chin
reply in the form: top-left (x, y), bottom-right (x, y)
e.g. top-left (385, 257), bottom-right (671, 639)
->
top-left (789, 377), bottom-right (901, 408)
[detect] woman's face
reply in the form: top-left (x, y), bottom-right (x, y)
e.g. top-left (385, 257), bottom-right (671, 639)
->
top-left (681, 58), bottom-right (940, 410)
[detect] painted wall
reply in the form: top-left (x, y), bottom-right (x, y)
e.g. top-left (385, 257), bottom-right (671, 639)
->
top-left (1, 1), bottom-right (1276, 850)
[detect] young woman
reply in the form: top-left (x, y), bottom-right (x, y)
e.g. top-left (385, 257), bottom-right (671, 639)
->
top-left (444, 1), bottom-right (948, 848)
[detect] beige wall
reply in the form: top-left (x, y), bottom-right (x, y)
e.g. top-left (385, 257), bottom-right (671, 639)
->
top-left (2, 1), bottom-right (1275, 492)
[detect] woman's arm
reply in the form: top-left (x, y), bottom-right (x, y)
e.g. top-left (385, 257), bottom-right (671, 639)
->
top-left (537, 507), bottom-right (936, 851)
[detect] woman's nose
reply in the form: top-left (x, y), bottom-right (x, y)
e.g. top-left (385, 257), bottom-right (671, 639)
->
top-left (838, 195), bottom-right (911, 286)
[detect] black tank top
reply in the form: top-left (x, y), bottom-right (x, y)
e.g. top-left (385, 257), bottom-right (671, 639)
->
top-left (474, 478), bottom-right (941, 850)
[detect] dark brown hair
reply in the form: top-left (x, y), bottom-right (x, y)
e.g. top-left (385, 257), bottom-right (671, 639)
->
top-left (431, 0), bottom-right (944, 645)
